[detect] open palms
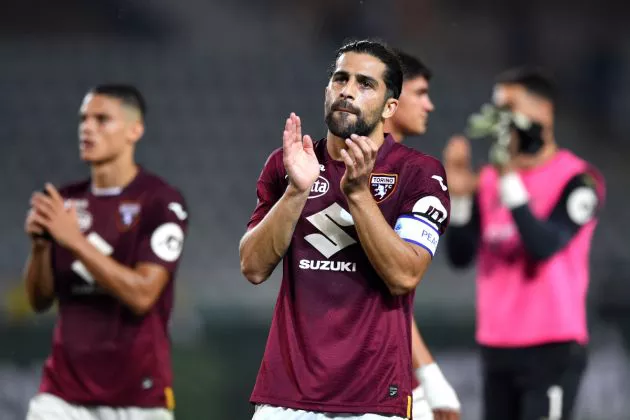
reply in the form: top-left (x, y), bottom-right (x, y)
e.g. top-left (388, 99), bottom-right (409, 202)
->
top-left (283, 113), bottom-right (320, 193)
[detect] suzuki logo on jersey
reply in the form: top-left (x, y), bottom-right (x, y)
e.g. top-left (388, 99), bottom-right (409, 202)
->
top-left (302, 203), bottom-right (357, 271)
top-left (305, 203), bottom-right (356, 257)
top-left (71, 232), bottom-right (113, 294)
top-left (308, 176), bottom-right (330, 199)
top-left (370, 173), bottom-right (398, 203)
top-left (298, 260), bottom-right (357, 272)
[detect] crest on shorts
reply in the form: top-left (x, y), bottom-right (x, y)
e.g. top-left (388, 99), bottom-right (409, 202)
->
top-left (370, 173), bottom-right (398, 203)
top-left (118, 202), bottom-right (141, 230)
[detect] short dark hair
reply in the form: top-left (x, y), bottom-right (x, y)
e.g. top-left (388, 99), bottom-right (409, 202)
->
top-left (394, 49), bottom-right (433, 82)
top-left (330, 39), bottom-right (403, 100)
top-left (495, 67), bottom-right (556, 103)
top-left (89, 84), bottom-right (147, 120)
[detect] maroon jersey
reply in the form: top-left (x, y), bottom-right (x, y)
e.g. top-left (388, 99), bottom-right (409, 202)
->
top-left (247, 135), bottom-right (450, 417)
top-left (39, 168), bottom-right (188, 409)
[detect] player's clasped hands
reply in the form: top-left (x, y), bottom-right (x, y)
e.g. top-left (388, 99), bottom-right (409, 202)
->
top-left (282, 113), bottom-right (320, 195)
top-left (340, 134), bottom-right (378, 198)
top-left (28, 183), bottom-right (82, 249)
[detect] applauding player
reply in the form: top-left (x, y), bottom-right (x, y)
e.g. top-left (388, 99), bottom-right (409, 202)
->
top-left (240, 40), bottom-right (450, 419)
top-left (24, 85), bottom-right (188, 420)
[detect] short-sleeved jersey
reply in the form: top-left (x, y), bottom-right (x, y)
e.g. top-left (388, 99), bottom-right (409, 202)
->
top-left (247, 135), bottom-right (450, 418)
top-left (39, 168), bottom-right (188, 409)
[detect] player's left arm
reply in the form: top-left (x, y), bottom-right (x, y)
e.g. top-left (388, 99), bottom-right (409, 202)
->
top-left (32, 184), bottom-right (188, 315)
top-left (500, 172), bottom-right (602, 261)
top-left (341, 135), bottom-right (449, 296)
top-left (412, 318), bottom-right (461, 418)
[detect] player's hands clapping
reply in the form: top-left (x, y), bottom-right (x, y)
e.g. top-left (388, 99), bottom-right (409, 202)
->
top-left (340, 134), bottom-right (377, 199)
top-left (30, 184), bottom-right (83, 250)
top-left (282, 113), bottom-right (320, 195)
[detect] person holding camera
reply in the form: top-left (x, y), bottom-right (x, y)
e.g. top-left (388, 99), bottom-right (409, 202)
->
top-left (443, 68), bottom-right (605, 420)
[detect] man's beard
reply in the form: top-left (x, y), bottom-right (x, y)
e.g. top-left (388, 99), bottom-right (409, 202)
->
top-left (325, 99), bottom-right (382, 139)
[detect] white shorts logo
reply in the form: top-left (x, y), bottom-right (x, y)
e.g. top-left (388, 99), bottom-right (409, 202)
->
top-left (151, 223), bottom-right (185, 262)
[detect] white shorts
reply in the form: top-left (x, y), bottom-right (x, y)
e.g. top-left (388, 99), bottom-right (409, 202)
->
top-left (252, 404), bottom-right (407, 420)
top-left (26, 393), bottom-right (174, 420)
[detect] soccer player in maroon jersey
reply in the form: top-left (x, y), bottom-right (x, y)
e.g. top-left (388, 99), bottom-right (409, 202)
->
top-left (23, 85), bottom-right (188, 420)
top-left (240, 40), bottom-right (451, 420)
top-left (384, 50), bottom-right (461, 420)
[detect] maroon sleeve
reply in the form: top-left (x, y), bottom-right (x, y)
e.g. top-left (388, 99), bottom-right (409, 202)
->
top-left (399, 155), bottom-right (451, 234)
top-left (135, 187), bottom-right (189, 273)
top-left (247, 149), bottom-right (286, 230)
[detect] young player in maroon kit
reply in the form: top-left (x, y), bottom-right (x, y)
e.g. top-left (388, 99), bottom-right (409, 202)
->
top-left (24, 85), bottom-right (188, 420)
top-left (384, 50), bottom-right (461, 420)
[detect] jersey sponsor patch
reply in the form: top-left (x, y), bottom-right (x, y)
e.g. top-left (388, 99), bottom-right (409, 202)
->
top-left (370, 173), bottom-right (398, 203)
top-left (411, 195), bottom-right (448, 230)
top-left (566, 186), bottom-right (598, 225)
top-left (150, 223), bottom-right (184, 262)
top-left (305, 203), bottom-right (356, 258)
top-left (395, 215), bottom-right (440, 257)
top-left (308, 176), bottom-right (330, 199)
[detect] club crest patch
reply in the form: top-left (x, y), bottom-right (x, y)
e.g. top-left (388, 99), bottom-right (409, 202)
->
top-left (118, 202), bottom-right (141, 230)
top-left (370, 173), bottom-right (398, 203)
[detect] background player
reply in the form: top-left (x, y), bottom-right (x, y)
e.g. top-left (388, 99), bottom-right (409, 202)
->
top-left (384, 50), bottom-right (461, 420)
top-left (443, 69), bottom-right (605, 420)
top-left (239, 40), bottom-right (451, 419)
top-left (23, 85), bottom-right (188, 420)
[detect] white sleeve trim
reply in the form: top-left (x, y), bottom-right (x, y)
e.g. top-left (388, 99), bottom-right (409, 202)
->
top-left (499, 172), bottom-right (529, 209)
top-left (450, 195), bottom-right (473, 226)
top-left (395, 215), bottom-right (440, 257)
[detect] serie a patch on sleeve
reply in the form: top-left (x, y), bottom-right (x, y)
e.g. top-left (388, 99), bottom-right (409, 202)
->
top-left (394, 215), bottom-right (440, 257)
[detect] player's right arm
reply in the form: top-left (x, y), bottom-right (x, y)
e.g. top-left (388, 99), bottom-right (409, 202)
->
top-left (442, 135), bottom-right (480, 268)
top-left (239, 113), bottom-right (319, 284)
top-left (23, 208), bottom-right (55, 313)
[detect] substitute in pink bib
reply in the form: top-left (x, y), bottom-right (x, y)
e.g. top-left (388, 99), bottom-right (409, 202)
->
top-left (444, 67), bottom-right (604, 420)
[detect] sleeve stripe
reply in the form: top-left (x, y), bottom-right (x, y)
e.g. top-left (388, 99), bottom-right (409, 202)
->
top-left (403, 238), bottom-right (435, 258)
top-left (395, 216), bottom-right (440, 257)
top-left (398, 214), bottom-right (440, 236)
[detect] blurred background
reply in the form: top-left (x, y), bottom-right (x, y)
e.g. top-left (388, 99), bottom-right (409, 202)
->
top-left (1, 1), bottom-right (629, 419)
